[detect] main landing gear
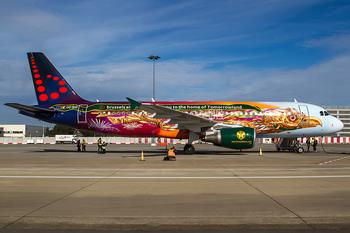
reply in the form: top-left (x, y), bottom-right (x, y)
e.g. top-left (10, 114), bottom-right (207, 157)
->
top-left (184, 144), bottom-right (195, 155)
top-left (184, 131), bottom-right (198, 155)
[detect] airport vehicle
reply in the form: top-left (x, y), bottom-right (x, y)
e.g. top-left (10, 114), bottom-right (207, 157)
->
top-left (5, 53), bottom-right (344, 154)
top-left (55, 135), bottom-right (78, 144)
top-left (276, 138), bottom-right (304, 153)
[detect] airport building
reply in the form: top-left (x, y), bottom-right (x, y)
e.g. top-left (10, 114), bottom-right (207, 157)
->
top-left (0, 125), bottom-right (46, 137)
top-left (322, 106), bottom-right (350, 137)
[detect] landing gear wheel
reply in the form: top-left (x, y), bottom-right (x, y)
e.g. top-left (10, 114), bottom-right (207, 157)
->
top-left (297, 147), bottom-right (304, 153)
top-left (184, 144), bottom-right (195, 155)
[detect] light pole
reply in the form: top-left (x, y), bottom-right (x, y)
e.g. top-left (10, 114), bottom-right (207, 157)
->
top-left (147, 55), bottom-right (160, 101)
top-left (148, 55), bottom-right (160, 146)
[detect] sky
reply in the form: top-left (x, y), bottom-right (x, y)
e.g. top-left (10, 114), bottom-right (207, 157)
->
top-left (1, 0), bottom-right (350, 126)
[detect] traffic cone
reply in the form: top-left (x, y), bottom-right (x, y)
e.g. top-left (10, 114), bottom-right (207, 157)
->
top-left (140, 151), bottom-right (145, 161)
top-left (259, 148), bottom-right (263, 156)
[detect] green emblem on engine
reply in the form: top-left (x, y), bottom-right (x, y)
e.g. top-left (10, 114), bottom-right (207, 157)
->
top-left (237, 131), bottom-right (246, 140)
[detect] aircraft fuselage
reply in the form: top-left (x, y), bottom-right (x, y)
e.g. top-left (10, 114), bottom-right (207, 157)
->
top-left (21, 100), bottom-right (343, 139)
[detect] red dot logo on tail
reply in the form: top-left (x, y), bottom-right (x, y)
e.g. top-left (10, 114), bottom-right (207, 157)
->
top-left (51, 92), bottom-right (59, 99)
top-left (39, 94), bottom-right (48, 101)
top-left (59, 87), bottom-right (67, 93)
top-left (37, 86), bottom-right (45, 92)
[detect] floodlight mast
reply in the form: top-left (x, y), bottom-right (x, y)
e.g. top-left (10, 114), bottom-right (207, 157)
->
top-left (147, 55), bottom-right (161, 101)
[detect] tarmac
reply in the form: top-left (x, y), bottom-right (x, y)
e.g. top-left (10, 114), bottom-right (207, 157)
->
top-left (0, 142), bottom-right (350, 232)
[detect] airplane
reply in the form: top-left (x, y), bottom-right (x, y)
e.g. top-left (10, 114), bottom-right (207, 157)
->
top-left (5, 52), bottom-right (344, 154)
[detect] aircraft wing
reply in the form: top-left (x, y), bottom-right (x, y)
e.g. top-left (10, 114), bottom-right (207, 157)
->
top-left (5, 103), bottom-right (56, 115)
top-left (127, 98), bottom-right (220, 133)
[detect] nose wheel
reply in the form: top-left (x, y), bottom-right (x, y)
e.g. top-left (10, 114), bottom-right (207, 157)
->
top-left (184, 144), bottom-right (195, 155)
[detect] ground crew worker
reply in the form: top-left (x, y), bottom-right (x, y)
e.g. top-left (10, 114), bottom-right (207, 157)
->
top-left (292, 138), bottom-right (297, 151)
top-left (77, 139), bottom-right (81, 151)
top-left (101, 142), bottom-right (107, 154)
top-left (306, 138), bottom-right (311, 151)
top-left (312, 138), bottom-right (318, 152)
top-left (163, 146), bottom-right (176, 161)
top-left (82, 139), bottom-right (86, 152)
top-left (97, 138), bottom-right (102, 154)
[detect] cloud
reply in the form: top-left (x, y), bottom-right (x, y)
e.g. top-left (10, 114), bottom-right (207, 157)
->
top-left (0, 0), bottom-right (328, 63)
top-left (0, 60), bottom-right (35, 100)
top-left (302, 33), bottom-right (350, 52)
top-left (49, 52), bottom-right (350, 106)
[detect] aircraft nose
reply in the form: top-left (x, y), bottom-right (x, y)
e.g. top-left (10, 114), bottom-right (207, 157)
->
top-left (331, 117), bottom-right (344, 133)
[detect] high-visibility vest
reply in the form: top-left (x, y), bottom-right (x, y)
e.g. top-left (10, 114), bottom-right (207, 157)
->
top-left (102, 144), bottom-right (106, 150)
top-left (98, 139), bottom-right (102, 145)
top-left (168, 149), bottom-right (176, 157)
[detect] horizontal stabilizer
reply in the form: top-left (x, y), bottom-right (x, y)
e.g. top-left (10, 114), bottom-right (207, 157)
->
top-left (5, 103), bottom-right (56, 115)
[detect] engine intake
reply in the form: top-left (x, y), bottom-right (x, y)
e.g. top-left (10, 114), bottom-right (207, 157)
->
top-left (204, 127), bottom-right (256, 149)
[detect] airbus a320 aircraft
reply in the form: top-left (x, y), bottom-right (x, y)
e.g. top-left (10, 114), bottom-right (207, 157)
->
top-left (5, 53), bottom-right (344, 154)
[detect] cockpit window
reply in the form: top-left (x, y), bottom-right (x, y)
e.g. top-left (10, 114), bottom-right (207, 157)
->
top-left (320, 111), bottom-right (330, 116)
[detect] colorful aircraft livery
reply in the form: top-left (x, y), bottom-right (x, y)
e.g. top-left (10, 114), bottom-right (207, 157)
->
top-left (5, 53), bottom-right (344, 154)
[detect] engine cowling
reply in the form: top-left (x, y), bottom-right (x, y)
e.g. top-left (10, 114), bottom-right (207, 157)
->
top-left (204, 127), bottom-right (256, 149)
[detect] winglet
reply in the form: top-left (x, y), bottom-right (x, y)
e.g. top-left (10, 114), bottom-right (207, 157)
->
top-left (126, 97), bottom-right (141, 110)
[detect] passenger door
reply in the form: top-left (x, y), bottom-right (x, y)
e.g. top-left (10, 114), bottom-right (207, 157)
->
top-left (77, 104), bottom-right (88, 123)
top-left (298, 105), bottom-right (310, 124)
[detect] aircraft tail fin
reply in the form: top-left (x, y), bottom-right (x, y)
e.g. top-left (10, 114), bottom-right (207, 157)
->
top-left (27, 52), bottom-right (87, 106)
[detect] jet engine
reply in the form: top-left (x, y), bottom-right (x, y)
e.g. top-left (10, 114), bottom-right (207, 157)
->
top-left (204, 127), bottom-right (256, 149)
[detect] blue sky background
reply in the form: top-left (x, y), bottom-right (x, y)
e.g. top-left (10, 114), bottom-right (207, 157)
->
top-left (1, 0), bottom-right (350, 126)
